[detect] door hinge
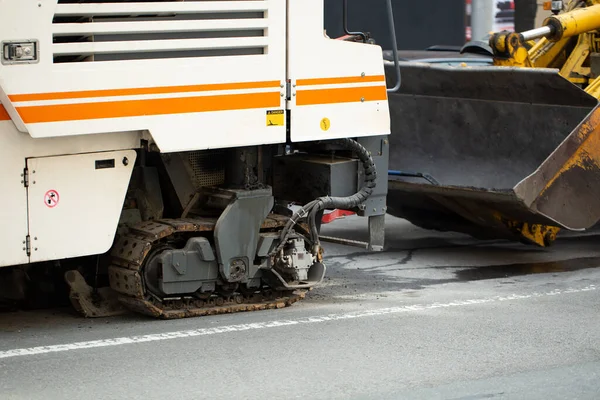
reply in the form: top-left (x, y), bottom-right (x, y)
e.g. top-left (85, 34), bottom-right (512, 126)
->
top-left (25, 235), bottom-right (31, 256)
top-left (286, 81), bottom-right (292, 101)
top-left (22, 167), bottom-right (29, 187)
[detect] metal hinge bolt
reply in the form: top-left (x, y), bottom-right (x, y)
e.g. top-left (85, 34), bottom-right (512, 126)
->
top-left (22, 168), bottom-right (29, 187)
top-left (25, 235), bottom-right (31, 256)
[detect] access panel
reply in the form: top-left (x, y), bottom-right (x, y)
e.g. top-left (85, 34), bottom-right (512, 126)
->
top-left (27, 150), bottom-right (136, 263)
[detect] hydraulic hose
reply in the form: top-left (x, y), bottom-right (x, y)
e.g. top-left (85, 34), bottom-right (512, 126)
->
top-left (271, 138), bottom-right (377, 257)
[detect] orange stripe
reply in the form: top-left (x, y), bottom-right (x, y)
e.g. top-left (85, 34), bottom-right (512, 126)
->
top-left (17, 92), bottom-right (281, 124)
top-left (9, 80), bottom-right (281, 102)
top-left (296, 75), bottom-right (385, 86)
top-left (0, 104), bottom-right (9, 121)
top-left (296, 85), bottom-right (387, 107)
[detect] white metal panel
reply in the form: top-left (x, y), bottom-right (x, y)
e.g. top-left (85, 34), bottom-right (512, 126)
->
top-left (287, 0), bottom-right (391, 142)
top-left (27, 150), bottom-right (137, 263)
top-left (0, 110), bottom-right (29, 268)
top-left (0, 0), bottom-right (287, 152)
top-left (0, 99), bottom-right (139, 269)
top-left (19, 108), bottom-right (287, 152)
top-left (290, 102), bottom-right (390, 143)
top-left (53, 1), bottom-right (269, 16)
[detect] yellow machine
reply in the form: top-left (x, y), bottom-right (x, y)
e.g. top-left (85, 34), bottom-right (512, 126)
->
top-left (490, 0), bottom-right (600, 90)
top-left (384, 0), bottom-right (600, 247)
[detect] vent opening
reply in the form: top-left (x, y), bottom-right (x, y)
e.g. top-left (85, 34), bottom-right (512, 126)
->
top-left (188, 150), bottom-right (226, 189)
top-left (52, 0), bottom-right (269, 63)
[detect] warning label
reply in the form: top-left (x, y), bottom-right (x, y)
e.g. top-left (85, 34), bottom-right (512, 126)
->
top-left (44, 190), bottom-right (59, 208)
top-left (266, 110), bottom-right (284, 127)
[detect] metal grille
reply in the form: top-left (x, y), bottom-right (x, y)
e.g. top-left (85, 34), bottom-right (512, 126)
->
top-left (188, 151), bottom-right (225, 189)
top-left (52, 0), bottom-right (268, 63)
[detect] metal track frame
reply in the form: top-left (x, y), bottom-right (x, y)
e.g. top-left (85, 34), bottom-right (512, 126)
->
top-left (107, 215), bottom-right (307, 319)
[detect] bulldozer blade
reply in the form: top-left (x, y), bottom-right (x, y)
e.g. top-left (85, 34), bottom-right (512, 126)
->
top-left (383, 61), bottom-right (600, 246)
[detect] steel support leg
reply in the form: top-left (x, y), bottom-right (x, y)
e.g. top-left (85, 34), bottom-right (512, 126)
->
top-left (368, 214), bottom-right (385, 252)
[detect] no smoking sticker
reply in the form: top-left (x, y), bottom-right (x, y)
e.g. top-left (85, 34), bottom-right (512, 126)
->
top-left (44, 190), bottom-right (59, 208)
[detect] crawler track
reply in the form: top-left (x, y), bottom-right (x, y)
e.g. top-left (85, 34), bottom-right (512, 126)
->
top-left (107, 215), bottom-right (307, 319)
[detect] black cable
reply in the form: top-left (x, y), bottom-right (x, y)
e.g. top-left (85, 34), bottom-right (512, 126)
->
top-left (271, 138), bottom-right (377, 257)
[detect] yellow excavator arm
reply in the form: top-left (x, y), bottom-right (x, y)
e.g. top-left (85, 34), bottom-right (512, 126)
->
top-left (490, 0), bottom-right (600, 91)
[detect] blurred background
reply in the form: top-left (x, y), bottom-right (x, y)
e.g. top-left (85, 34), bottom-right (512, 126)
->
top-left (323, 0), bottom-right (552, 50)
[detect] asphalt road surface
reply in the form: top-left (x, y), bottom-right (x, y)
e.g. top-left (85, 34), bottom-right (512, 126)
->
top-left (2, 215), bottom-right (600, 400)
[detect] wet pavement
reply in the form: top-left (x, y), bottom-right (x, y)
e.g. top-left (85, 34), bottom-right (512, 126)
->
top-left (1, 215), bottom-right (600, 399)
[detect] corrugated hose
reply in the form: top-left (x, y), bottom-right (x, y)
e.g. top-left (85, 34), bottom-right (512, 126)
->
top-left (271, 138), bottom-right (377, 258)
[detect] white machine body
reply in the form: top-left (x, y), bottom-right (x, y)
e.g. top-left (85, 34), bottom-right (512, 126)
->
top-left (0, 0), bottom-right (390, 268)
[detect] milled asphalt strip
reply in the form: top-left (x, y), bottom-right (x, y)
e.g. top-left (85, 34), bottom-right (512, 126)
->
top-left (0, 285), bottom-right (596, 360)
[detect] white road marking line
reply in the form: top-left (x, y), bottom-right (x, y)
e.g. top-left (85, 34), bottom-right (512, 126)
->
top-left (0, 285), bottom-right (596, 360)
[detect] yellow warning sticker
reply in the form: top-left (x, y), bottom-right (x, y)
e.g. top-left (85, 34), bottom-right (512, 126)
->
top-left (320, 117), bottom-right (331, 131)
top-left (266, 110), bottom-right (284, 126)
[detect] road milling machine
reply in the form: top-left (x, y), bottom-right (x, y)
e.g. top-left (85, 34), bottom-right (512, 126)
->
top-left (384, 0), bottom-right (600, 247)
top-left (0, 0), bottom-right (400, 318)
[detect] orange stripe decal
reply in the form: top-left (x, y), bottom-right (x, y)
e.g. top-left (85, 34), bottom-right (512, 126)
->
top-left (9, 80), bottom-right (281, 102)
top-left (296, 75), bottom-right (385, 86)
top-left (296, 85), bottom-right (387, 107)
top-left (17, 92), bottom-right (281, 124)
top-left (0, 104), bottom-right (9, 121)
